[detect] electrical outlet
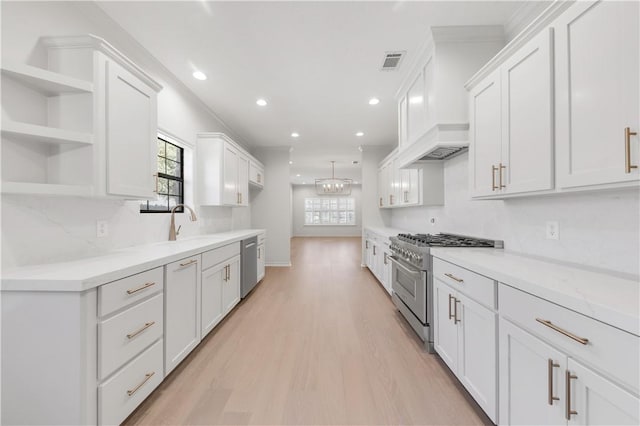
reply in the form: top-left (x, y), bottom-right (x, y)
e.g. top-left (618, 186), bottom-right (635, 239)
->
top-left (96, 220), bottom-right (109, 238)
top-left (545, 221), bottom-right (559, 240)
top-left (430, 217), bottom-right (436, 226)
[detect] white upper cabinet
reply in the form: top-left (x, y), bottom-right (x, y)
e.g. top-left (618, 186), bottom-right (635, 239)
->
top-left (500, 29), bottom-right (554, 194)
top-left (249, 159), bottom-right (265, 188)
top-left (555, 0), bottom-right (639, 189)
top-left (469, 29), bottom-right (554, 198)
top-left (196, 133), bottom-right (253, 207)
top-left (105, 59), bottom-right (158, 199)
top-left (469, 69), bottom-right (502, 197)
top-left (1, 35), bottom-right (162, 198)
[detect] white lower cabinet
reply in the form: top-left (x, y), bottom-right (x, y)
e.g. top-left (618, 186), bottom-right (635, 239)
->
top-left (499, 283), bottom-right (640, 425)
top-left (98, 339), bottom-right (164, 426)
top-left (200, 244), bottom-right (241, 339)
top-left (364, 231), bottom-right (392, 295)
top-left (164, 255), bottom-right (201, 375)
top-left (433, 277), bottom-right (498, 422)
top-left (257, 242), bottom-right (265, 282)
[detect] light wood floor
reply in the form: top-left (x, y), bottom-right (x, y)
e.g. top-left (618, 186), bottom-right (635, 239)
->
top-left (125, 237), bottom-right (490, 425)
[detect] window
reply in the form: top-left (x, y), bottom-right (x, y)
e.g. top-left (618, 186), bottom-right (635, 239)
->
top-left (304, 197), bottom-right (356, 225)
top-left (140, 137), bottom-right (184, 213)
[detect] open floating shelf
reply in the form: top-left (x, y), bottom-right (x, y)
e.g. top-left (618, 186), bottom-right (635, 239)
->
top-left (1, 63), bottom-right (93, 95)
top-left (2, 120), bottom-right (93, 145)
top-left (1, 182), bottom-right (94, 197)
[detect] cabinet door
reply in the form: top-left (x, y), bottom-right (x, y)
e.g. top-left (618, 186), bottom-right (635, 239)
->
top-left (499, 318), bottom-right (567, 426)
top-left (105, 60), bottom-right (157, 198)
top-left (407, 69), bottom-right (426, 144)
top-left (469, 69), bottom-right (502, 197)
top-left (223, 145), bottom-right (238, 205)
top-left (433, 279), bottom-right (458, 373)
top-left (501, 28), bottom-right (554, 195)
top-left (400, 168), bottom-right (420, 205)
top-left (222, 256), bottom-right (241, 314)
top-left (237, 153), bottom-right (249, 206)
top-left (377, 167), bottom-right (387, 208)
top-left (456, 293), bottom-right (498, 422)
top-left (257, 243), bottom-right (265, 281)
top-left (164, 255), bottom-right (201, 375)
top-left (568, 359), bottom-right (640, 426)
top-left (201, 263), bottom-right (224, 338)
top-left (398, 96), bottom-right (408, 148)
top-left (555, 0), bottom-right (640, 188)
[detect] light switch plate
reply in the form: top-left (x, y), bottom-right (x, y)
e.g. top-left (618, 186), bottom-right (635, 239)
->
top-left (545, 221), bottom-right (559, 240)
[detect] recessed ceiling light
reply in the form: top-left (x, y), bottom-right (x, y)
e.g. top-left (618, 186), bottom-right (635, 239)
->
top-left (369, 97), bottom-right (380, 105)
top-left (409, 96), bottom-right (423, 104)
top-left (291, 132), bottom-right (300, 138)
top-left (356, 132), bottom-right (364, 137)
top-left (296, 174), bottom-right (301, 177)
top-left (256, 98), bottom-right (267, 106)
top-left (192, 71), bottom-right (207, 80)
top-left (302, 181), bottom-right (306, 184)
top-left (289, 160), bottom-right (293, 164)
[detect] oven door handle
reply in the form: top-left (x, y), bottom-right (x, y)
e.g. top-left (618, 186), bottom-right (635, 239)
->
top-left (389, 255), bottom-right (423, 276)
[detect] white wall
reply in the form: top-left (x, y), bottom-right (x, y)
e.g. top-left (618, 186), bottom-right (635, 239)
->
top-left (1, 1), bottom-right (253, 269)
top-left (292, 185), bottom-right (362, 237)
top-left (391, 153), bottom-right (640, 276)
top-left (361, 146), bottom-right (393, 228)
top-left (250, 147), bottom-right (291, 266)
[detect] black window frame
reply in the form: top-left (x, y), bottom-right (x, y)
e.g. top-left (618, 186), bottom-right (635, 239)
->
top-left (140, 137), bottom-right (184, 213)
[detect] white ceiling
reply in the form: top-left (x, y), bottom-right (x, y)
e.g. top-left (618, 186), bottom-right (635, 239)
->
top-left (96, 1), bottom-right (523, 184)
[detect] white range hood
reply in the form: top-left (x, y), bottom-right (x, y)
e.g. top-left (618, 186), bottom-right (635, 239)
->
top-left (395, 26), bottom-right (505, 169)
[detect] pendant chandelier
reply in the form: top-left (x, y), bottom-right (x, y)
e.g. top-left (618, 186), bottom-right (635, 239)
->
top-left (315, 161), bottom-right (352, 195)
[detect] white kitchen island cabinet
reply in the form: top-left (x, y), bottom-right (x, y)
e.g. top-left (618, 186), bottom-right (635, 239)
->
top-left (164, 255), bottom-right (201, 375)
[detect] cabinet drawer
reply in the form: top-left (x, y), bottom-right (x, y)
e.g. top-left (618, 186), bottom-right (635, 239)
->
top-left (99, 267), bottom-right (163, 317)
top-left (433, 258), bottom-right (496, 309)
top-left (202, 242), bottom-right (240, 271)
top-left (499, 283), bottom-right (640, 394)
top-left (99, 293), bottom-right (163, 380)
top-left (98, 339), bottom-right (163, 426)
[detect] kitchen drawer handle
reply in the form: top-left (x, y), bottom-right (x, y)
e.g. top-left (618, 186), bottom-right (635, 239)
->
top-left (536, 318), bottom-right (589, 345)
top-left (565, 370), bottom-right (578, 420)
top-left (127, 371), bottom-right (155, 397)
top-left (126, 321), bottom-right (155, 339)
top-left (548, 359), bottom-right (560, 405)
top-left (126, 281), bottom-right (156, 295)
top-left (179, 259), bottom-right (198, 267)
top-left (625, 127), bottom-right (637, 173)
top-left (444, 273), bottom-right (464, 283)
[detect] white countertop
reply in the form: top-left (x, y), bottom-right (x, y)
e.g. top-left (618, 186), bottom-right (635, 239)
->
top-left (364, 226), bottom-right (407, 240)
top-left (1, 229), bottom-right (265, 292)
top-left (431, 248), bottom-right (640, 336)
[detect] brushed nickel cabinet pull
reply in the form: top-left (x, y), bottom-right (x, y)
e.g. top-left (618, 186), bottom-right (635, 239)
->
top-left (383, 252), bottom-right (388, 265)
top-left (499, 163), bottom-right (506, 189)
top-left (126, 321), bottom-right (155, 339)
top-left (257, 173), bottom-right (261, 183)
top-left (365, 240), bottom-right (369, 249)
top-left (448, 294), bottom-right (454, 320)
top-left (565, 370), bottom-right (578, 420)
top-left (625, 127), bottom-right (637, 173)
top-left (404, 190), bottom-right (409, 203)
top-left (548, 359), bottom-right (560, 405)
top-left (453, 298), bottom-right (461, 324)
top-left (223, 265), bottom-right (228, 282)
top-left (492, 165), bottom-right (498, 191)
top-left (389, 194), bottom-right (394, 205)
top-left (536, 318), bottom-right (589, 345)
top-left (373, 245), bottom-right (377, 256)
top-left (444, 273), bottom-right (464, 283)
top-left (127, 372), bottom-right (155, 397)
top-left (379, 197), bottom-right (383, 207)
top-left (126, 281), bottom-right (156, 295)
top-left (179, 259), bottom-right (198, 267)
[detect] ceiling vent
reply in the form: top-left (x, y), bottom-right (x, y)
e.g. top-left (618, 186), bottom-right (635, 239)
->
top-left (381, 51), bottom-right (405, 71)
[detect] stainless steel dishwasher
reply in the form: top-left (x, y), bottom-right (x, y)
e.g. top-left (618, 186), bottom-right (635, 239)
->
top-left (241, 236), bottom-right (258, 298)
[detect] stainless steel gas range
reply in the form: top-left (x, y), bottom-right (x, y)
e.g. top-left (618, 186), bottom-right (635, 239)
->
top-left (388, 233), bottom-right (503, 352)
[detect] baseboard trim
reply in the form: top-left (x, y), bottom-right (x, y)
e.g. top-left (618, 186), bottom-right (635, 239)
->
top-left (266, 262), bottom-right (292, 267)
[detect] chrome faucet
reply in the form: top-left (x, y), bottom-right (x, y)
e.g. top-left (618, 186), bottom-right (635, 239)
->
top-left (169, 204), bottom-right (198, 241)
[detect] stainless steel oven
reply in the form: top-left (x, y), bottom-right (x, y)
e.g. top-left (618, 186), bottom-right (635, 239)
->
top-left (389, 255), bottom-right (426, 323)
